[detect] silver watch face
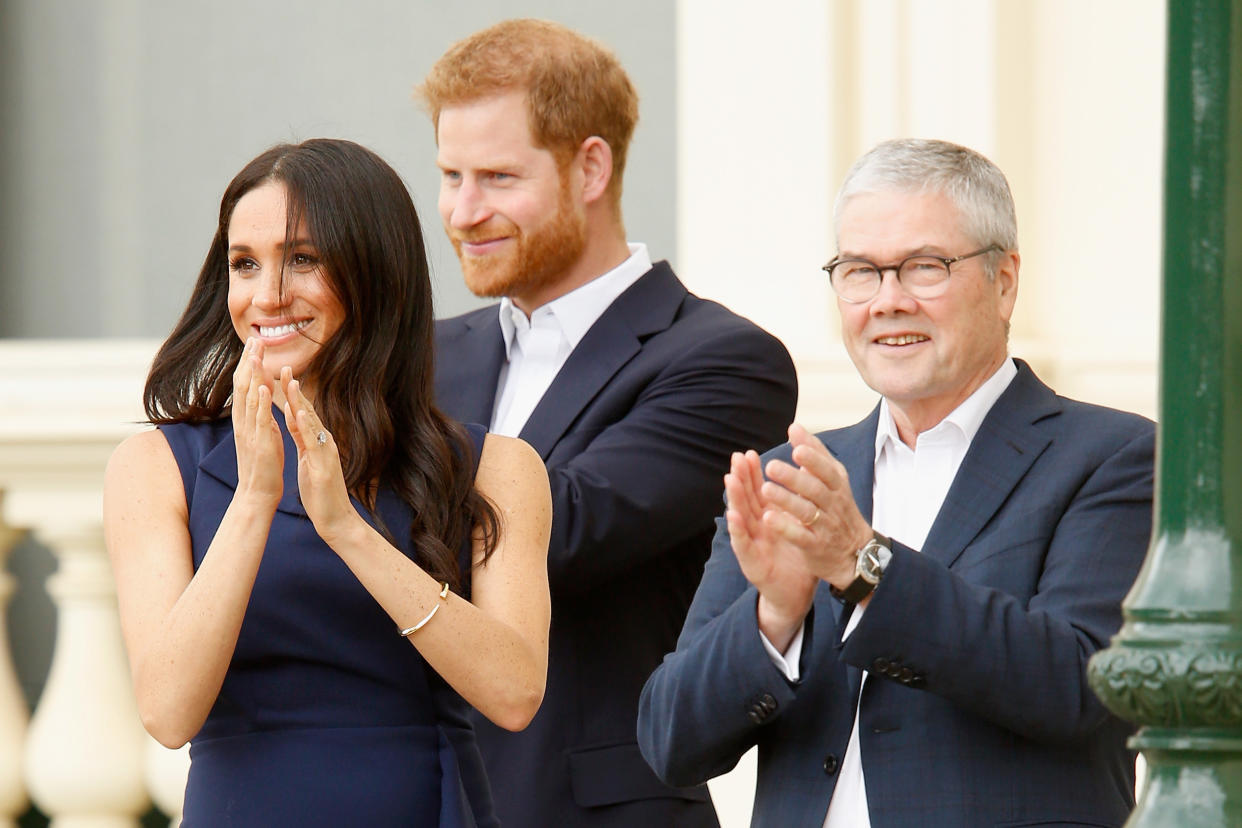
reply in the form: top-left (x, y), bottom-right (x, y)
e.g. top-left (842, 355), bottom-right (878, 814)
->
top-left (857, 539), bottom-right (891, 584)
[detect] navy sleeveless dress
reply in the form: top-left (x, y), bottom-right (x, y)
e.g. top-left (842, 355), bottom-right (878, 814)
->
top-left (160, 415), bottom-right (496, 827)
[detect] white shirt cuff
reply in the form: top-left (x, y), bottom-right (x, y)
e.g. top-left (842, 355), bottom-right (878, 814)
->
top-left (841, 602), bottom-right (866, 641)
top-left (760, 623), bottom-right (805, 682)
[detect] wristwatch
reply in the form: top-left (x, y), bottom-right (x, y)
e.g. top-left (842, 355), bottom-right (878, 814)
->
top-left (829, 531), bottom-right (893, 604)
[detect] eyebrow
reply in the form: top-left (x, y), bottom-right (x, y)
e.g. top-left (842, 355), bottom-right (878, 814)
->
top-left (837, 244), bottom-right (950, 260)
top-left (436, 157), bottom-right (525, 173)
top-left (227, 239), bottom-right (316, 254)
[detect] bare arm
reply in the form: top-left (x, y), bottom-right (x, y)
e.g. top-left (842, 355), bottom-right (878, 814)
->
top-left (105, 341), bottom-right (283, 747)
top-left (283, 374), bottom-right (551, 731)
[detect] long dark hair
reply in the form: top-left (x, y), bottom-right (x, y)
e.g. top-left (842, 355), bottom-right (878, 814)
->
top-left (145, 138), bottom-right (498, 590)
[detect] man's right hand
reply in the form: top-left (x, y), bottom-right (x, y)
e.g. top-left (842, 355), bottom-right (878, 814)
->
top-left (725, 449), bottom-right (819, 653)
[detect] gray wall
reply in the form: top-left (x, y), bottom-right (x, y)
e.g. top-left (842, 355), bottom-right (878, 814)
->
top-left (0, 0), bottom-right (676, 707)
top-left (0, 0), bottom-right (677, 338)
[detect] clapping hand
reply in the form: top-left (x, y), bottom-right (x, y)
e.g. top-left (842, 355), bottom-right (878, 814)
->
top-left (231, 338), bottom-right (283, 507)
top-left (760, 424), bottom-right (873, 590)
top-left (727, 425), bottom-right (877, 648)
top-left (281, 367), bottom-right (360, 545)
top-left (725, 448), bottom-right (819, 651)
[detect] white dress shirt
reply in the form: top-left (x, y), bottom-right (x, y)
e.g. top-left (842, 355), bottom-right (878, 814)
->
top-left (490, 243), bottom-right (652, 437)
top-left (761, 357), bottom-right (1018, 827)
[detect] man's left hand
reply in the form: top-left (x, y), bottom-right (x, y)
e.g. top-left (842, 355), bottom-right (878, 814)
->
top-left (761, 424), bottom-right (874, 594)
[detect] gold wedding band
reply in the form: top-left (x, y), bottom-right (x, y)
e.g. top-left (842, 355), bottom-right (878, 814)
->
top-left (803, 508), bottom-right (822, 528)
top-left (316, 430), bottom-right (328, 446)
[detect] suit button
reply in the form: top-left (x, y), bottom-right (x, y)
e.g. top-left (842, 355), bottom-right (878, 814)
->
top-left (747, 709), bottom-right (762, 724)
top-left (885, 663), bottom-right (901, 678)
top-left (822, 754), bottom-right (839, 775)
top-left (909, 674), bottom-right (927, 689)
top-left (898, 667), bottom-right (913, 683)
top-left (872, 658), bottom-right (889, 673)
top-left (760, 693), bottom-right (777, 713)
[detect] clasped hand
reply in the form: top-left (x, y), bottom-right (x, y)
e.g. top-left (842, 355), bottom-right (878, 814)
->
top-left (231, 339), bottom-right (359, 543)
top-left (725, 424), bottom-right (874, 648)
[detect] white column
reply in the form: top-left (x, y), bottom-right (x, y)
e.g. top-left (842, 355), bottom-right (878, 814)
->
top-left (903, 0), bottom-right (996, 153)
top-left (1023, 0), bottom-right (1163, 416)
top-left (676, 0), bottom-right (836, 359)
top-left (857, 0), bottom-right (905, 147)
top-left (0, 341), bottom-right (160, 827)
top-left (16, 494), bottom-right (149, 828)
top-left (0, 503), bottom-right (29, 828)
top-left (145, 739), bottom-right (188, 828)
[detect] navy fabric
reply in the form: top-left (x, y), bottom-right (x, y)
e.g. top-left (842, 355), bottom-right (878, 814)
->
top-left (436, 262), bottom-right (798, 828)
top-left (639, 362), bottom-right (1155, 828)
top-left (162, 415), bottom-right (494, 827)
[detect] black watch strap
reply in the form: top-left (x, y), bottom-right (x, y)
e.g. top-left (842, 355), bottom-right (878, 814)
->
top-left (829, 573), bottom-right (877, 604)
top-left (829, 531), bottom-right (892, 604)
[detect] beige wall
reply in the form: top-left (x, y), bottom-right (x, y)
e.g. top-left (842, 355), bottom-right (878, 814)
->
top-left (679, 0), bottom-right (1163, 436)
top-left (678, 1), bottom-right (1164, 822)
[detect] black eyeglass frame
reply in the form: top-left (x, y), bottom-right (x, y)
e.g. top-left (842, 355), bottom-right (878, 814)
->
top-left (822, 244), bottom-right (1003, 304)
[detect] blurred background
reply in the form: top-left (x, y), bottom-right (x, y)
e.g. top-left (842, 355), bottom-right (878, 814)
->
top-left (0, 0), bottom-right (1165, 824)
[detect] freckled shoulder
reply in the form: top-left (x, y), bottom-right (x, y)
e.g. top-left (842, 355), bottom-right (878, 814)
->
top-left (107, 428), bottom-right (182, 492)
top-left (476, 434), bottom-right (546, 491)
top-left (104, 427), bottom-right (190, 545)
top-left (474, 434), bottom-right (550, 516)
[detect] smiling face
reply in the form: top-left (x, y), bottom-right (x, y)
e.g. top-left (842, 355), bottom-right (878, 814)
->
top-left (226, 181), bottom-right (345, 387)
top-left (836, 188), bottom-right (1018, 438)
top-left (436, 90), bottom-right (587, 313)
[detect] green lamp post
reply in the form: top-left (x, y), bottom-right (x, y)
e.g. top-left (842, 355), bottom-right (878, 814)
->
top-left (1087, 0), bottom-right (1242, 824)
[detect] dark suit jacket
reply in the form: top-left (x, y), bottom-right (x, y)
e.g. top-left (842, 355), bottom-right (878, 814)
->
top-left (435, 261), bottom-right (798, 828)
top-left (638, 361), bottom-right (1154, 828)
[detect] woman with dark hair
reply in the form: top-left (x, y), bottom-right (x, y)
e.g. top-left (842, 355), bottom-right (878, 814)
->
top-left (104, 138), bottom-right (551, 827)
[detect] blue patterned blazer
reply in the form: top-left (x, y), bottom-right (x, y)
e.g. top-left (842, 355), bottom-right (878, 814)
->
top-left (639, 361), bottom-right (1154, 828)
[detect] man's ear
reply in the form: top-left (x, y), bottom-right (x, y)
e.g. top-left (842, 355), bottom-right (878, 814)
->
top-left (997, 250), bottom-right (1020, 321)
top-left (577, 136), bottom-right (614, 204)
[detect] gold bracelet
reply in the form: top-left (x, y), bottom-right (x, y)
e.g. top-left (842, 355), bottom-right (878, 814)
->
top-left (399, 582), bottom-right (450, 637)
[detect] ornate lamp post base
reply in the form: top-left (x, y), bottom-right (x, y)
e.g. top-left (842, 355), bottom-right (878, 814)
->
top-left (1086, 0), bottom-right (1242, 824)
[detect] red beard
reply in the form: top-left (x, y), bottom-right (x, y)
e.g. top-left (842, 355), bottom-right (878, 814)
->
top-left (450, 176), bottom-right (587, 303)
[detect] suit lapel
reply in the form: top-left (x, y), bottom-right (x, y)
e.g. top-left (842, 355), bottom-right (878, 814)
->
top-left (920, 361), bottom-right (1059, 569)
top-left (517, 262), bottom-right (685, 459)
top-left (436, 309), bottom-right (506, 425)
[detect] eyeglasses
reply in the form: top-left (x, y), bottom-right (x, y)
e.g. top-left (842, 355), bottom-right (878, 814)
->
top-left (822, 244), bottom-right (1002, 304)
